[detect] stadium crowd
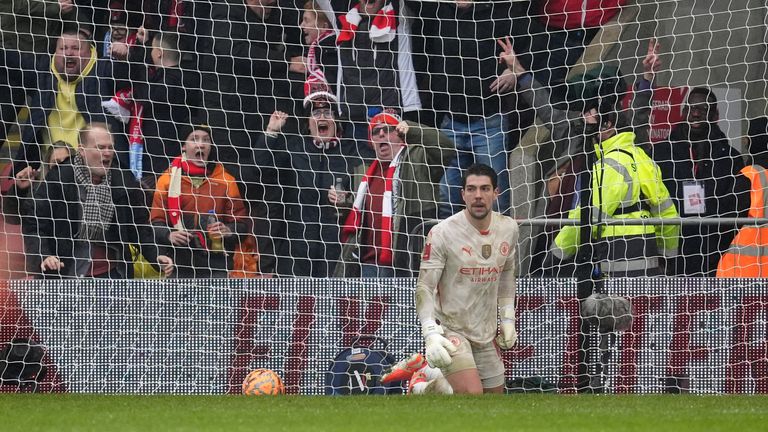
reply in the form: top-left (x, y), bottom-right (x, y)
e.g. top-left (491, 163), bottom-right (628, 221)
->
top-left (0, 0), bottom-right (760, 279)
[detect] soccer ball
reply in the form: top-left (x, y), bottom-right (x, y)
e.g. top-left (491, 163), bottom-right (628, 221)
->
top-left (242, 368), bottom-right (285, 396)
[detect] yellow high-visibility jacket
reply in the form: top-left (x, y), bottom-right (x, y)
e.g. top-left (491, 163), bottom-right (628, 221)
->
top-left (552, 132), bottom-right (679, 268)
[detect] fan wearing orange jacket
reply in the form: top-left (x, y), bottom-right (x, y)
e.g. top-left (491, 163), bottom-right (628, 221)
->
top-left (150, 123), bottom-right (253, 278)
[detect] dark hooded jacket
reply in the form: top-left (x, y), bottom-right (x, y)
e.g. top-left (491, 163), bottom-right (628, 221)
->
top-left (652, 123), bottom-right (750, 276)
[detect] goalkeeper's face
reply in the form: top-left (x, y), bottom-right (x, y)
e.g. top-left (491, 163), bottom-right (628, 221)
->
top-left (461, 174), bottom-right (498, 220)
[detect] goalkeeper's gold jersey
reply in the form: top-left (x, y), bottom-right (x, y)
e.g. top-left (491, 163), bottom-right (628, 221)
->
top-left (419, 211), bottom-right (519, 344)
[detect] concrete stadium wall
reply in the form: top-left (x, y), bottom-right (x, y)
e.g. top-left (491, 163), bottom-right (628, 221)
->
top-left (618, 0), bottom-right (768, 121)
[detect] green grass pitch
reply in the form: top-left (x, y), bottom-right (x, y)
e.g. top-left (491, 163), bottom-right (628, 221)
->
top-left (1, 394), bottom-right (766, 431)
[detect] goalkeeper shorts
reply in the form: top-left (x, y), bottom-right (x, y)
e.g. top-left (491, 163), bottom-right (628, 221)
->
top-left (442, 328), bottom-right (505, 389)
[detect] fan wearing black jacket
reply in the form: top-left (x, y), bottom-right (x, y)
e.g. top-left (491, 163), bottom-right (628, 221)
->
top-left (129, 30), bottom-right (202, 185)
top-left (652, 87), bottom-right (751, 276)
top-left (26, 123), bottom-right (174, 279)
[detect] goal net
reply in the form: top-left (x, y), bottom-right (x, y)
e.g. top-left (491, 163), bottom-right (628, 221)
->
top-left (0, 0), bottom-right (767, 394)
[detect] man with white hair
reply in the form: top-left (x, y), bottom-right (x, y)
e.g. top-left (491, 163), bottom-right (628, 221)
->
top-left (338, 108), bottom-right (454, 277)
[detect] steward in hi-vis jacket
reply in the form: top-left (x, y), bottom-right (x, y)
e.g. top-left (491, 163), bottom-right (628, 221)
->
top-left (552, 128), bottom-right (680, 277)
top-left (716, 164), bottom-right (768, 277)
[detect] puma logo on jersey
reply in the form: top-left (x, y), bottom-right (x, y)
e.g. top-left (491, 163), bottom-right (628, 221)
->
top-left (462, 246), bottom-right (472, 256)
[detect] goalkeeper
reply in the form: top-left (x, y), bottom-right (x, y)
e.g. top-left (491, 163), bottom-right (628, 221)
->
top-left (384, 164), bottom-right (519, 394)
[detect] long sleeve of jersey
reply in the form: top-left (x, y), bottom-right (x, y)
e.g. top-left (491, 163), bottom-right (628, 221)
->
top-left (415, 229), bottom-right (444, 323)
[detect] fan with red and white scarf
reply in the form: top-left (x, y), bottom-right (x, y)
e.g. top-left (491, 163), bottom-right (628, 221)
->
top-left (338, 0), bottom-right (397, 45)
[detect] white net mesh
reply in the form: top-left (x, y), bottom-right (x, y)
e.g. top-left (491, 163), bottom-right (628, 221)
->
top-left (0, 0), bottom-right (767, 394)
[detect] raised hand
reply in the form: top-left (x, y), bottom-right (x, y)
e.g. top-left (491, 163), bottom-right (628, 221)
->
top-left (395, 121), bottom-right (410, 140)
top-left (266, 111), bottom-right (288, 134)
top-left (109, 41), bottom-right (130, 60)
top-left (136, 26), bottom-right (149, 45)
top-left (497, 36), bottom-right (526, 76)
top-left (643, 38), bottom-right (661, 82)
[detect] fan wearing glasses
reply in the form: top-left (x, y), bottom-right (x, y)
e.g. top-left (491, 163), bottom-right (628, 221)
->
top-left (337, 108), bottom-right (455, 278)
top-left (256, 80), bottom-right (363, 277)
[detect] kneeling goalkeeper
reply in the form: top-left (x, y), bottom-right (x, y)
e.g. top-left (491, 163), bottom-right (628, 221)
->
top-left (395, 164), bottom-right (519, 394)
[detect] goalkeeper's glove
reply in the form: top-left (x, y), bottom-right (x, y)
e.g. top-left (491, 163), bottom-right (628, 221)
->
top-left (422, 319), bottom-right (457, 368)
top-left (495, 300), bottom-right (517, 350)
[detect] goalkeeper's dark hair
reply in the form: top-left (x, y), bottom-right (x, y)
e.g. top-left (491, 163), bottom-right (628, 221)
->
top-left (462, 163), bottom-right (498, 189)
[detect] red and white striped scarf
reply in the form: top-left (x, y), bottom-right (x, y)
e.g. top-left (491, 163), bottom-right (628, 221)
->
top-left (337, 1), bottom-right (397, 45)
top-left (307, 29), bottom-right (335, 74)
top-left (342, 149), bottom-right (403, 265)
top-left (166, 0), bottom-right (186, 29)
top-left (102, 87), bottom-right (144, 179)
top-left (167, 154), bottom-right (206, 230)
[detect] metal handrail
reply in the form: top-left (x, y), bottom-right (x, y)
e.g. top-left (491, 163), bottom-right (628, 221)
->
top-left (411, 218), bottom-right (768, 235)
top-left (518, 217), bottom-right (768, 227)
top-left (406, 216), bottom-right (768, 267)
